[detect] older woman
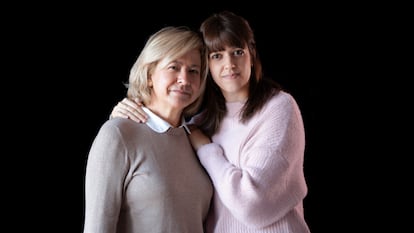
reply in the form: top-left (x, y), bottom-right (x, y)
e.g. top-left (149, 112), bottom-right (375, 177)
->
top-left (83, 26), bottom-right (212, 233)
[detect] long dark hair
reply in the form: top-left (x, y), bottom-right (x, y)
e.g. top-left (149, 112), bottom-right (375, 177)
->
top-left (198, 11), bottom-right (281, 137)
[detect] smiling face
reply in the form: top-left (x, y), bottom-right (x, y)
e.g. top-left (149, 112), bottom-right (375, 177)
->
top-left (208, 45), bottom-right (252, 102)
top-left (146, 48), bottom-right (202, 121)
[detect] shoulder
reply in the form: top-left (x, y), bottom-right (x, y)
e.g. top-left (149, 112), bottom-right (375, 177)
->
top-left (104, 117), bottom-right (137, 127)
top-left (101, 117), bottom-right (134, 129)
top-left (257, 91), bottom-right (303, 124)
top-left (266, 91), bottom-right (298, 112)
top-left (93, 118), bottom-right (151, 150)
top-left (99, 118), bottom-right (143, 136)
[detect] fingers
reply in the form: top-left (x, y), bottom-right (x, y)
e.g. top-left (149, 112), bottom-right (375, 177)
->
top-left (110, 102), bottom-right (131, 120)
top-left (123, 98), bottom-right (148, 122)
top-left (110, 98), bottom-right (148, 123)
top-left (121, 98), bottom-right (138, 108)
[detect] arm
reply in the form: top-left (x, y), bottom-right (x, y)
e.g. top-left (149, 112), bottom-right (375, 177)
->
top-left (83, 121), bottom-right (129, 233)
top-left (187, 125), bottom-right (211, 150)
top-left (197, 93), bottom-right (308, 228)
top-left (110, 97), bottom-right (148, 123)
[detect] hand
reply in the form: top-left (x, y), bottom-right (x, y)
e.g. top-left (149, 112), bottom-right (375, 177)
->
top-left (188, 125), bottom-right (211, 151)
top-left (110, 98), bottom-right (148, 123)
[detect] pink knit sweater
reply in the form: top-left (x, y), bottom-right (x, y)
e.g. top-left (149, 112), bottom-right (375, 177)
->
top-left (196, 91), bottom-right (311, 233)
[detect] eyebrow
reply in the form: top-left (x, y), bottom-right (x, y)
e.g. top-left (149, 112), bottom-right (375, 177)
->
top-left (170, 60), bottom-right (200, 68)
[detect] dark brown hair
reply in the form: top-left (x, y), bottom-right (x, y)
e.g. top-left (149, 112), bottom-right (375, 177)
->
top-left (198, 11), bottom-right (281, 136)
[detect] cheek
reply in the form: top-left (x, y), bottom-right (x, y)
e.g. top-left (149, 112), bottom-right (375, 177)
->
top-left (152, 79), bottom-right (171, 94)
top-left (243, 66), bottom-right (252, 79)
top-left (194, 78), bottom-right (201, 88)
top-left (208, 66), bottom-right (220, 78)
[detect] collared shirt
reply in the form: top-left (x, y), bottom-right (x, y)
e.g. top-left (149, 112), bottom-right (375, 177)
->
top-left (142, 106), bottom-right (190, 134)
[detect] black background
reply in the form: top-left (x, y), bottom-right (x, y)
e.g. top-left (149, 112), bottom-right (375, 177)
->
top-left (6, 3), bottom-right (379, 232)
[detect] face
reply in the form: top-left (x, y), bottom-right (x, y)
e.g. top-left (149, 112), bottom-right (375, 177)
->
top-left (208, 45), bottom-right (251, 102)
top-left (148, 49), bottom-right (202, 116)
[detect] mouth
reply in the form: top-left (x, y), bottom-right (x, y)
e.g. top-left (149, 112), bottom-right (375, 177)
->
top-left (222, 72), bottom-right (239, 79)
top-left (169, 89), bottom-right (192, 96)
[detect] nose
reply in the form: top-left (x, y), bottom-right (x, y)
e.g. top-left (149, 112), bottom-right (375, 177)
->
top-left (223, 55), bottom-right (236, 70)
top-left (225, 64), bottom-right (236, 70)
top-left (177, 70), bottom-right (190, 85)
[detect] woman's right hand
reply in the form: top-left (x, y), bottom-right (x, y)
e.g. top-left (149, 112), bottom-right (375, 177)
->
top-left (187, 125), bottom-right (211, 151)
top-left (110, 98), bottom-right (148, 123)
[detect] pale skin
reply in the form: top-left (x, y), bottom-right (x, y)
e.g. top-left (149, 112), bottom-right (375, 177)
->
top-left (146, 48), bottom-right (202, 127)
top-left (114, 49), bottom-right (202, 127)
top-left (112, 45), bottom-right (252, 150)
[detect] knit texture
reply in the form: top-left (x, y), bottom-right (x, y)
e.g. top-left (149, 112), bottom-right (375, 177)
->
top-left (83, 118), bottom-right (213, 233)
top-left (196, 91), bottom-right (310, 233)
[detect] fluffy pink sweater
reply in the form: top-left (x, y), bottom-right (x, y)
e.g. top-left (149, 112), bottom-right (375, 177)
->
top-left (196, 91), bottom-right (311, 233)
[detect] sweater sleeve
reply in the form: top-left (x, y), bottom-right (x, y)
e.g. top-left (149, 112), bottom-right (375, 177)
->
top-left (197, 93), bottom-right (308, 228)
top-left (83, 121), bottom-right (129, 233)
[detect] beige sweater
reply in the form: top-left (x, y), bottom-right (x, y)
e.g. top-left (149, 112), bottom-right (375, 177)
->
top-left (83, 118), bottom-right (213, 233)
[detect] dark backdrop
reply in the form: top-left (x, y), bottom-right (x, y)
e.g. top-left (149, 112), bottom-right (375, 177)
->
top-left (9, 4), bottom-right (350, 232)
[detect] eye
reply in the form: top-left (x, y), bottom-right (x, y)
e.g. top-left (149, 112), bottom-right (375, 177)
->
top-left (189, 68), bottom-right (200, 74)
top-left (210, 53), bottom-right (222, 60)
top-left (168, 65), bottom-right (179, 70)
top-left (234, 49), bottom-right (245, 56)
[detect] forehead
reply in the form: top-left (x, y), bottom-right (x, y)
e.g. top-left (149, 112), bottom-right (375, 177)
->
top-left (159, 49), bottom-right (201, 67)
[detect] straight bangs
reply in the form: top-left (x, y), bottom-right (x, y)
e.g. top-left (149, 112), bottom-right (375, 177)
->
top-left (204, 29), bottom-right (246, 53)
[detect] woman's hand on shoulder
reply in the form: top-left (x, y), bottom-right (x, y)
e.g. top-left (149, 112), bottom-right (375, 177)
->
top-left (188, 125), bottom-right (211, 151)
top-left (110, 98), bottom-right (148, 123)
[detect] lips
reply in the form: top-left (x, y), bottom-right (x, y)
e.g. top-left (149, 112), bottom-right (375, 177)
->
top-left (169, 88), bottom-right (192, 96)
top-left (222, 72), bottom-right (239, 79)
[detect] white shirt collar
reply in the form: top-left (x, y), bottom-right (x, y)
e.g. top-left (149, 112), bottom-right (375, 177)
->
top-left (142, 106), bottom-right (190, 134)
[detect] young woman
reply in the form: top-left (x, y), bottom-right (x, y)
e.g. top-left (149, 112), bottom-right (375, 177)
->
top-left (111, 11), bottom-right (311, 233)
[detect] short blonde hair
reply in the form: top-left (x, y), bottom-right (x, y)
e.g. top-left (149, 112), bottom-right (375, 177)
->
top-left (127, 26), bottom-right (208, 117)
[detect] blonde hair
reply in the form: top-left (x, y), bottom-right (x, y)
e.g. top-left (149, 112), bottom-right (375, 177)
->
top-left (127, 26), bottom-right (208, 117)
